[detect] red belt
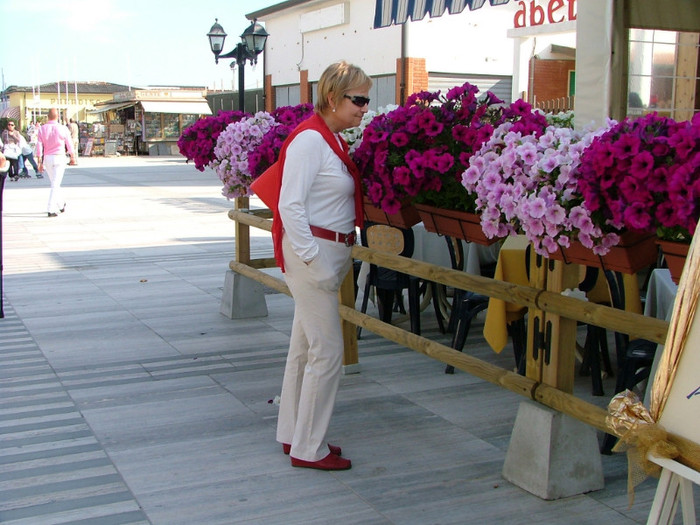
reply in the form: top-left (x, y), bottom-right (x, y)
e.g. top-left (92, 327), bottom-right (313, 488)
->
top-left (309, 225), bottom-right (357, 246)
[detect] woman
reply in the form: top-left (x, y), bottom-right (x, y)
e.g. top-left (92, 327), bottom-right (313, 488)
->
top-left (1, 121), bottom-right (23, 181)
top-left (275, 61), bottom-right (372, 470)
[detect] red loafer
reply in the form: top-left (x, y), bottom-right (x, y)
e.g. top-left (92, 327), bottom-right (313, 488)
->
top-left (291, 452), bottom-right (351, 471)
top-left (282, 443), bottom-right (342, 456)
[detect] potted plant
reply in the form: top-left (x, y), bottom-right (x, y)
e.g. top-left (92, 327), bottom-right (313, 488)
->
top-left (462, 120), bottom-right (615, 251)
top-left (577, 112), bottom-right (700, 280)
top-left (247, 104), bottom-right (315, 179)
top-left (211, 111), bottom-right (276, 199)
top-left (353, 85), bottom-right (546, 241)
top-left (177, 111), bottom-right (249, 172)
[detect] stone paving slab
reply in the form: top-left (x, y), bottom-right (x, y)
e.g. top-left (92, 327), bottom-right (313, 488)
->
top-left (1, 157), bottom-right (696, 524)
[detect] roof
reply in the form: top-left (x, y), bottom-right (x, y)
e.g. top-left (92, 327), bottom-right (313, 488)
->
top-left (3, 81), bottom-right (135, 95)
top-left (246, 0), bottom-right (312, 20)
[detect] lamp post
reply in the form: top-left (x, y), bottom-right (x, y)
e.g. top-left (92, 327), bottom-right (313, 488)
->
top-left (207, 18), bottom-right (269, 112)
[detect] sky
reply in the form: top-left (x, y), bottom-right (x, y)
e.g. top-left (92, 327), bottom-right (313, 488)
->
top-left (0, 0), bottom-right (279, 91)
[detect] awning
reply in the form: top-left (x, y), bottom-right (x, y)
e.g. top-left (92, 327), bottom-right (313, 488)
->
top-left (89, 102), bottom-right (137, 114)
top-left (139, 100), bottom-right (212, 115)
top-left (0, 106), bottom-right (21, 119)
top-left (374, 0), bottom-right (511, 28)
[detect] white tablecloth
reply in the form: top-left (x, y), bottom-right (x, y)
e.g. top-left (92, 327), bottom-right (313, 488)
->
top-left (356, 223), bottom-right (501, 299)
top-left (643, 269), bottom-right (678, 406)
top-left (411, 223), bottom-right (501, 274)
top-left (644, 269), bottom-right (678, 321)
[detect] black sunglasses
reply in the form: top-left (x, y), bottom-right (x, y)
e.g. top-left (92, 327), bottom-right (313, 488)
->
top-left (343, 94), bottom-right (370, 107)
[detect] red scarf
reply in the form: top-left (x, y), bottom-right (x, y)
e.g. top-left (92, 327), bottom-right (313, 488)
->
top-left (272, 113), bottom-right (364, 272)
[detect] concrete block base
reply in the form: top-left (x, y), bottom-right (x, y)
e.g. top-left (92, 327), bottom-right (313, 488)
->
top-left (502, 400), bottom-right (604, 500)
top-left (342, 363), bottom-right (361, 375)
top-left (220, 270), bottom-right (268, 319)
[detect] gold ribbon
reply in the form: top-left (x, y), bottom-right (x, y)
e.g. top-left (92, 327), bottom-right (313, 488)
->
top-left (606, 390), bottom-right (679, 507)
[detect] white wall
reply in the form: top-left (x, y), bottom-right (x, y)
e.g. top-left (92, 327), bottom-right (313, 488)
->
top-left (406, 3), bottom-right (520, 76)
top-left (262, 0), bottom-right (402, 85)
top-left (260, 0), bottom-right (578, 94)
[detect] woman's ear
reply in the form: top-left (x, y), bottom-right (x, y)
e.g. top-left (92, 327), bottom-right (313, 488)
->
top-left (327, 93), bottom-right (336, 112)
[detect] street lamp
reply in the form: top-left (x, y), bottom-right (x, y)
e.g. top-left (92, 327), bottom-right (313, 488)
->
top-left (207, 18), bottom-right (269, 112)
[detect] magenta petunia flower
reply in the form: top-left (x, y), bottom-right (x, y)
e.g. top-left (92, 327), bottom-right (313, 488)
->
top-left (611, 133), bottom-right (641, 158)
top-left (622, 203), bottom-right (652, 231)
top-left (391, 132), bottom-right (410, 148)
top-left (578, 112), bottom-right (700, 240)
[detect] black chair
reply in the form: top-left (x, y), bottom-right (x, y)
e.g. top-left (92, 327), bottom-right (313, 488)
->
top-left (600, 338), bottom-right (657, 454)
top-left (358, 222), bottom-right (422, 337)
top-left (576, 267), bottom-right (615, 396)
top-left (445, 239), bottom-right (526, 375)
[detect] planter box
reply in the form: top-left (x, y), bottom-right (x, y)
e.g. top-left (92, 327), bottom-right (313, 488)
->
top-left (656, 239), bottom-right (689, 284)
top-left (363, 197), bottom-right (420, 229)
top-left (414, 204), bottom-right (499, 245)
top-left (547, 232), bottom-right (657, 274)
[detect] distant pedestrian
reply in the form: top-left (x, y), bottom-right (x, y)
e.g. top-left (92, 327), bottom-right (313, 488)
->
top-left (37, 108), bottom-right (76, 217)
top-left (22, 122), bottom-right (44, 178)
top-left (69, 118), bottom-right (80, 163)
top-left (19, 135), bottom-right (43, 178)
top-left (2, 121), bottom-right (23, 181)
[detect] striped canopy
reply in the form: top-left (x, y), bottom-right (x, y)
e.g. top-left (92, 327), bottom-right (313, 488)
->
top-left (374, 0), bottom-right (512, 28)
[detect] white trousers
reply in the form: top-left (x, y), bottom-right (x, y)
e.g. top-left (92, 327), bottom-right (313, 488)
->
top-left (276, 233), bottom-right (353, 461)
top-left (44, 154), bottom-right (67, 213)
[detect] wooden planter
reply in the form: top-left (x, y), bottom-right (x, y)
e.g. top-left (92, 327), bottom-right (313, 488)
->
top-left (363, 197), bottom-right (420, 229)
top-left (546, 232), bottom-right (657, 274)
top-left (413, 203), bottom-right (499, 245)
top-left (656, 239), bottom-right (689, 284)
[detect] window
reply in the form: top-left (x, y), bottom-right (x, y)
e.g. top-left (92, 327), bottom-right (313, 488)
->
top-left (144, 112), bottom-right (162, 139)
top-left (627, 29), bottom-right (700, 120)
top-left (143, 112), bottom-right (200, 139)
top-left (163, 113), bottom-right (179, 138)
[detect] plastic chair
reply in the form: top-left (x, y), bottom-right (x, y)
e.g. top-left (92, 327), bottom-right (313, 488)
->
top-left (358, 222), bottom-right (422, 337)
top-left (576, 267), bottom-right (615, 396)
top-left (600, 338), bottom-right (657, 454)
top-left (445, 240), bottom-right (525, 375)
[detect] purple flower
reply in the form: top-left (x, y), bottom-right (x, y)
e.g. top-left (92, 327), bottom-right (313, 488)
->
top-left (355, 81), bottom-right (523, 212)
top-left (178, 110), bottom-right (249, 171)
top-left (578, 112), bottom-right (700, 240)
top-left (391, 132), bottom-right (410, 147)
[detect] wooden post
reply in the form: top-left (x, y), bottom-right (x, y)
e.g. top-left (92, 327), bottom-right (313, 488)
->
top-left (235, 197), bottom-right (251, 265)
top-left (339, 266), bottom-right (359, 371)
top-left (541, 260), bottom-right (580, 393)
top-left (526, 252), bottom-right (547, 383)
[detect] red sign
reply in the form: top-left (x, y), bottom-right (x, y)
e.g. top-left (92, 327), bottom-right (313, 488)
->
top-left (513, 0), bottom-right (576, 28)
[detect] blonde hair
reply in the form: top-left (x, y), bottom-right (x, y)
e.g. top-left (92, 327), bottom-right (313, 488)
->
top-left (315, 61), bottom-right (372, 114)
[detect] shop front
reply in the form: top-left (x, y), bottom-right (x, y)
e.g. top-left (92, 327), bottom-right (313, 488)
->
top-left (90, 89), bottom-right (212, 155)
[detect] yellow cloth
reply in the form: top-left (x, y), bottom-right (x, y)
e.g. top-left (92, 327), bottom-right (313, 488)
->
top-left (484, 236), bottom-right (530, 353)
top-left (483, 236), bottom-right (643, 353)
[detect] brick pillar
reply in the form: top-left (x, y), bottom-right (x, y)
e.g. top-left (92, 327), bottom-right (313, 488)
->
top-left (396, 57), bottom-right (428, 104)
top-left (264, 74), bottom-right (274, 112)
top-left (300, 70), bottom-right (312, 104)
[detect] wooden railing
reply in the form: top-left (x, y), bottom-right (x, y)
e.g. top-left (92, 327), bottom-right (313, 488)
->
top-left (227, 205), bottom-right (700, 473)
top-left (533, 95), bottom-right (575, 113)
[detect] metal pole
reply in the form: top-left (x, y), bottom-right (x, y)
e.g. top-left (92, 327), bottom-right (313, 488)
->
top-left (237, 44), bottom-right (245, 112)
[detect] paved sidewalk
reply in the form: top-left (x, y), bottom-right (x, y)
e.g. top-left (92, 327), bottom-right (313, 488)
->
top-left (0, 156), bottom-right (689, 524)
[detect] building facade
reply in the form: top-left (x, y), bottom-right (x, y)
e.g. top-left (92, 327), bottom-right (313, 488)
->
top-left (248, 0), bottom-right (576, 112)
top-left (91, 88), bottom-right (212, 155)
top-left (248, 0), bottom-right (699, 125)
top-left (0, 82), bottom-right (133, 126)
